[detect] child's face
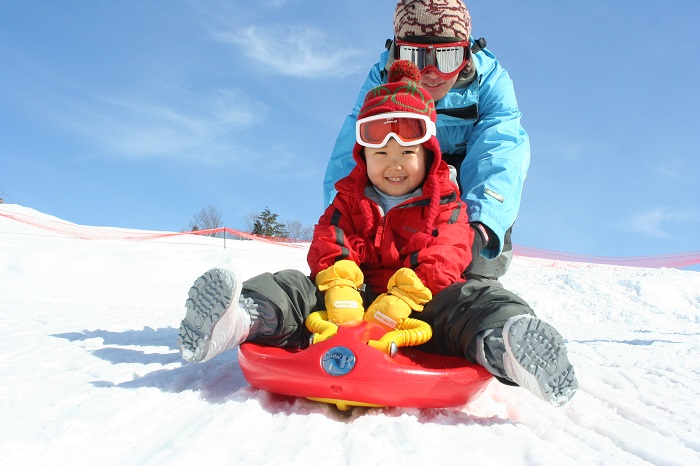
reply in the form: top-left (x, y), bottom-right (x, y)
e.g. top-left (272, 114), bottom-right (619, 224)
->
top-left (364, 138), bottom-right (427, 197)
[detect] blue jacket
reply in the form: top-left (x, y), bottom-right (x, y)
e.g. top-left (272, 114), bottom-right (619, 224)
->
top-left (324, 41), bottom-right (530, 259)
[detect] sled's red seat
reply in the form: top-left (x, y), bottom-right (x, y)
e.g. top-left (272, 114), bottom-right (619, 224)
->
top-left (238, 321), bottom-right (492, 410)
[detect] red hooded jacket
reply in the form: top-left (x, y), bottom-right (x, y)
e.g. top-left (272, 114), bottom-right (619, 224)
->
top-left (307, 156), bottom-right (474, 295)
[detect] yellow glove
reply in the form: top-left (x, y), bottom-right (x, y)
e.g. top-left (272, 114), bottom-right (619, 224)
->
top-left (315, 260), bottom-right (364, 325)
top-left (364, 268), bottom-right (432, 331)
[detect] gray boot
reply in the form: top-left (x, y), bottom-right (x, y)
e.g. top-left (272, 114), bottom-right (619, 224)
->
top-left (178, 267), bottom-right (252, 363)
top-left (475, 328), bottom-right (509, 379)
top-left (476, 315), bottom-right (578, 407)
top-left (502, 315), bottom-right (578, 406)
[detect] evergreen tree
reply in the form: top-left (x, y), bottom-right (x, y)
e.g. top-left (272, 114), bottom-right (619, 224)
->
top-left (251, 207), bottom-right (289, 238)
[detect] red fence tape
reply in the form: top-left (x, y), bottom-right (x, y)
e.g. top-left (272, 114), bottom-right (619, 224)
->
top-left (0, 210), bottom-right (304, 247)
top-left (2, 209), bottom-right (698, 268)
top-left (513, 245), bottom-right (700, 269)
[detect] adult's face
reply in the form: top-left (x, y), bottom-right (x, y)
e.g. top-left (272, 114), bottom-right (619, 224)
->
top-left (419, 68), bottom-right (460, 101)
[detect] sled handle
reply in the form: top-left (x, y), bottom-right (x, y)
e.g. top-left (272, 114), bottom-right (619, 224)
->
top-left (305, 310), bottom-right (338, 344)
top-left (306, 311), bottom-right (433, 356)
top-left (368, 318), bottom-right (433, 356)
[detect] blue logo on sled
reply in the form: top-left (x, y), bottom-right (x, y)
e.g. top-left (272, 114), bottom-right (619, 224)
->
top-left (321, 346), bottom-right (356, 376)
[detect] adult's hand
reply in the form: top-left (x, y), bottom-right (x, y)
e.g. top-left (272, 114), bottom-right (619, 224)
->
top-left (470, 222), bottom-right (492, 260)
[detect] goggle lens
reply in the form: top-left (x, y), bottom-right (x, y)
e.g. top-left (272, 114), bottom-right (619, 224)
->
top-left (395, 41), bottom-right (469, 78)
top-left (356, 113), bottom-right (435, 148)
top-left (361, 117), bottom-right (425, 144)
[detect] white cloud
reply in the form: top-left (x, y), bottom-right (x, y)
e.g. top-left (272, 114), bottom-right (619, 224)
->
top-left (626, 208), bottom-right (700, 238)
top-left (653, 163), bottom-right (679, 178)
top-left (216, 25), bottom-right (363, 78)
top-left (36, 86), bottom-right (268, 161)
top-left (540, 141), bottom-right (606, 162)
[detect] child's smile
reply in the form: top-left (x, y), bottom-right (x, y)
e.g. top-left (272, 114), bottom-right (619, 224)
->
top-left (364, 139), bottom-right (427, 197)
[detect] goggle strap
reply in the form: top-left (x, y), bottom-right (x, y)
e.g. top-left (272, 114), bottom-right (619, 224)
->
top-left (471, 37), bottom-right (487, 54)
top-left (391, 36), bottom-right (485, 51)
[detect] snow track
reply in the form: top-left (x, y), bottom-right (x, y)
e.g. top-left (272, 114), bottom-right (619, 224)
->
top-left (1, 205), bottom-right (699, 465)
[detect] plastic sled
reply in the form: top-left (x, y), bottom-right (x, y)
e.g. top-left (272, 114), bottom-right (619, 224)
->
top-left (238, 321), bottom-right (493, 411)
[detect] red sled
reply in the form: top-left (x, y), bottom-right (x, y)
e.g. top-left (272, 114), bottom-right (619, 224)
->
top-left (238, 321), bottom-right (493, 410)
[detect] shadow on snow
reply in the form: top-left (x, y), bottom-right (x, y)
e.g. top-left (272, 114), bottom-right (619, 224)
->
top-left (50, 327), bottom-right (516, 425)
top-left (51, 326), bottom-right (249, 403)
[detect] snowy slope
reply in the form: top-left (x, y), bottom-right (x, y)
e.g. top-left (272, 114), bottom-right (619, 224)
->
top-left (1, 204), bottom-right (699, 465)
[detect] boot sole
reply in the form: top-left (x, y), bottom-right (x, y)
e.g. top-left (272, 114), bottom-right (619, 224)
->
top-left (503, 316), bottom-right (578, 407)
top-left (178, 268), bottom-right (241, 362)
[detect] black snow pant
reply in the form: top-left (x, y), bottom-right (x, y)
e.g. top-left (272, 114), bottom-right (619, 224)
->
top-left (239, 266), bottom-right (534, 366)
top-left (415, 276), bottom-right (534, 362)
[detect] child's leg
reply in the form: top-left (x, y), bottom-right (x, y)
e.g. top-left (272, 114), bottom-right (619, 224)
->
top-left (418, 278), bottom-right (577, 406)
top-left (241, 269), bottom-right (322, 348)
top-left (178, 267), bottom-right (320, 363)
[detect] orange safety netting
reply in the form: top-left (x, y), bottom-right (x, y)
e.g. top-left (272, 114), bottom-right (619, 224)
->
top-left (513, 245), bottom-right (700, 269)
top-left (2, 210), bottom-right (698, 268)
top-left (0, 210), bottom-right (305, 247)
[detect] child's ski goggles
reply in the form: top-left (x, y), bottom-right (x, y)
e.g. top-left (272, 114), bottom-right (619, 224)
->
top-left (394, 39), bottom-right (470, 79)
top-left (356, 112), bottom-right (436, 148)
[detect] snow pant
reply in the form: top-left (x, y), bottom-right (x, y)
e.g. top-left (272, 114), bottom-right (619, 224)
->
top-left (239, 268), bottom-right (535, 367)
top-left (414, 276), bottom-right (534, 361)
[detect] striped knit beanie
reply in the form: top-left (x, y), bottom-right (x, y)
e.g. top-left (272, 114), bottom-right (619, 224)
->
top-left (394, 0), bottom-right (471, 41)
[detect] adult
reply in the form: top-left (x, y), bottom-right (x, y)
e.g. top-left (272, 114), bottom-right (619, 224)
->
top-left (324, 0), bottom-right (529, 279)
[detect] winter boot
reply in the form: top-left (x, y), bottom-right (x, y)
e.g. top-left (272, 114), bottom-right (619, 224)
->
top-left (178, 267), bottom-right (252, 363)
top-left (502, 315), bottom-right (578, 407)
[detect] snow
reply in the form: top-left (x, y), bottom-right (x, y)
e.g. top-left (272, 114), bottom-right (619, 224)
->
top-left (1, 203), bottom-right (699, 465)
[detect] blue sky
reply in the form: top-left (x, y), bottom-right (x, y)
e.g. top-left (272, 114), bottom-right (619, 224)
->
top-left (2, 1), bottom-right (699, 266)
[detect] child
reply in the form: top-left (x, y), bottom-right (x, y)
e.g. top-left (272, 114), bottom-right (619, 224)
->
top-left (178, 61), bottom-right (578, 407)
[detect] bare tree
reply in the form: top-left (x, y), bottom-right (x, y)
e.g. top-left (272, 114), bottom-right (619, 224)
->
top-left (286, 219), bottom-right (314, 241)
top-left (188, 205), bottom-right (223, 237)
top-left (243, 211), bottom-right (259, 233)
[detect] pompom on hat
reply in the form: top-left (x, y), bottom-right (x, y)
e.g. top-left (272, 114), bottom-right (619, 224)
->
top-left (394, 0), bottom-right (471, 42)
top-left (357, 60), bottom-right (436, 122)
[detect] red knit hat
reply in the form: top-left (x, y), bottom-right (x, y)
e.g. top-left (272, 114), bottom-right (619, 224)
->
top-left (358, 60), bottom-right (436, 120)
top-left (352, 60), bottom-right (444, 243)
top-left (354, 59), bottom-right (440, 167)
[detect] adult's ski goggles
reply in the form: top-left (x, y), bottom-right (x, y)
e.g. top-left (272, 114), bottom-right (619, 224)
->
top-left (394, 39), bottom-right (470, 79)
top-left (356, 112), bottom-right (436, 148)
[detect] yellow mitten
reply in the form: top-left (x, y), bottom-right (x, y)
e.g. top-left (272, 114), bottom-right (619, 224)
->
top-left (315, 260), bottom-right (364, 325)
top-left (364, 268), bottom-right (432, 331)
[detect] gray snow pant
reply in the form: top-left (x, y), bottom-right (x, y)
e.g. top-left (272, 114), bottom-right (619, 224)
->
top-left (239, 267), bottom-right (535, 366)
